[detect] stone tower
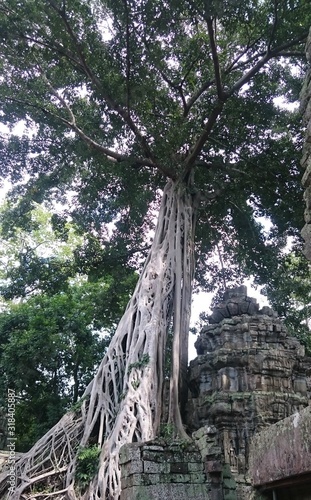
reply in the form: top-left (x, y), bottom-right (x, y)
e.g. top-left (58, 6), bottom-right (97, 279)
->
top-left (187, 286), bottom-right (310, 498)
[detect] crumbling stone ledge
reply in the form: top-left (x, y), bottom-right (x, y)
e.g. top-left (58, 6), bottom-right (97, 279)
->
top-left (249, 405), bottom-right (311, 487)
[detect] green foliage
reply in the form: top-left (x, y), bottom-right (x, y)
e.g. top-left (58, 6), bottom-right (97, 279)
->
top-left (128, 354), bottom-right (150, 389)
top-left (159, 423), bottom-right (175, 440)
top-left (128, 354), bottom-right (150, 371)
top-left (0, 269), bottom-right (137, 450)
top-left (70, 395), bottom-right (89, 414)
top-left (76, 445), bottom-right (100, 490)
top-left (131, 380), bottom-right (140, 390)
top-left (119, 389), bottom-right (128, 401)
top-left (262, 249), bottom-right (311, 353)
top-left (0, 203), bottom-right (138, 451)
top-left (0, 2), bottom-right (308, 290)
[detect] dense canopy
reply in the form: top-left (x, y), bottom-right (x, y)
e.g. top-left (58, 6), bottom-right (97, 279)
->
top-left (0, 0), bottom-right (308, 277)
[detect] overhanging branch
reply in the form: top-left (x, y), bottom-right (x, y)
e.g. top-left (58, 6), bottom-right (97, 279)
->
top-left (123, 0), bottom-right (131, 116)
top-left (46, 0), bottom-right (172, 176)
top-left (268, 0), bottom-right (279, 51)
top-left (228, 32), bottom-right (308, 96)
top-left (181, 29), bottom-right (308, 180)
top-left (182, 98), bottom-right (226, 179)
top-left (2, 95), bottom-right (153, 168)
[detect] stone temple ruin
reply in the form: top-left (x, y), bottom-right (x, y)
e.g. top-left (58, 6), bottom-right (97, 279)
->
top-left (121, 286), bottom-right (311, 500)
top-left (1, 286), bottom-right (311, 498)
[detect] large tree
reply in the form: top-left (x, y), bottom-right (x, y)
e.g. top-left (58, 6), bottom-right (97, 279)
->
top-left (0, 1), bottom-right (310, 498)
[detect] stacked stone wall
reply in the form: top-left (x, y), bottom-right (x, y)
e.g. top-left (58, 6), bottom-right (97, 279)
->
top-left (120, 440), bottom-right (207, 500)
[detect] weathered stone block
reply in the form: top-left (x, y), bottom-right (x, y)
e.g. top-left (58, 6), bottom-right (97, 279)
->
top-left (143, 460), bottom-right (169, 474)
top-left (142, 444), bottom-right (164, 452)
top-left (188, 461), bottom-right (204, 472)
top-left (120, 443), bottom-right (142, 465)
top-left (123, 460), bottom-right (144, 475)
top-left (190, 472), bottom-right (206, 483)
top-left (121, 472), bottom-right (161, 488)
top-left (121, 483), bottom-right (210, 500)
top-left (205, 461), bottom-right (223, 473)
top-left (293, 378), bottom-right (307, 394)
top-left (302, 164), bottom-right (311, 187)
top-left (260, 306), bottom-right (275, 317)
top-left (304, 207), bottom-right (311, 223)
top-left (210, 308), bottom-right (227, 324)
top-left (226, 301), bottom-right (239, 316)
top-left (141, 450), bottom-right (165, 462)
top-left (168, 473), bottom-right (191, 483)
top-left (223, 490), bottom-right (237, 500)
top-left (169, 462), bottom-right (188, 474)
top-left (163, 450), bottom-right (183, 462)
top-left (304, 186), bottom-right (311, 209)
top-left (249, 406), bottom-right (311, 486)
top-left (247, 301), bottom-right (259, 315)
top-left (223, 286), bottom-right (247, 300)
top-left (223, 477), bottom-right (236, 489)
top-left (184, 451), bottom-right (202, 462)
top-left (239, 301), bottom-right (249, 314)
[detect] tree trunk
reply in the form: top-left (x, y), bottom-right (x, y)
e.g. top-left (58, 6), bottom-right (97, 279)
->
top-left (0, 180), bottom-right (198, 500)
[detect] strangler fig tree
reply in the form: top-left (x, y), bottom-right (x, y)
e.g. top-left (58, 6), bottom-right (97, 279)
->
top-left (0, 0), bottom-right (309, 498)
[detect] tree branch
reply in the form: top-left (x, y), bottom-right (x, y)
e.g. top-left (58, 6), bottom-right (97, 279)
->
top-left (142, 37), bottom-right (188, 114)
top-left (46, 0), bottom-right (170, 175)
top-left (228, 32), bottom-right (308, 96)
top-left (123, 0), bottom-right (131, 116)
top-left (184, 24), bottom-right (308, 117)
top-left (268, 0), bottom-right (279, 51)
top-left (2, 95), bottom-right (147, 167)
top-left (183, 78), bottom-right (215, 117)
top-left (181, 29), bottom-right (308, 179)
top-left (27, 487), bottom-right (70, 498)
top-left (277, 51), bottom-right (305, 57)
top-left (41, 73), bottom-right (76, 126)
top-left (224, 37), bottom-right (263, 74)
top-left (182, 98), bottom-right (226, 179)
top-left (184, 40), bottom-right (265, 115)
top-left (20, 34), bottom-right (84, 73)
top-left (177, 85), bottom-right (187, 113)
top-left (269, 31), bottom-right (308, 56)
top-left (206, 17), bottom-right (224, 100)
top-left (227, 52), bottom-right (270, 96)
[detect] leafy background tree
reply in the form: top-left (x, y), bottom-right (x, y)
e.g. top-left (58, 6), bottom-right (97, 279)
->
top-left (263, 248), bottom-right (311, 352)
top-left (0, 0), bottom-right (310, 498)
top-left (0, 204), bottom-right (137, 451)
